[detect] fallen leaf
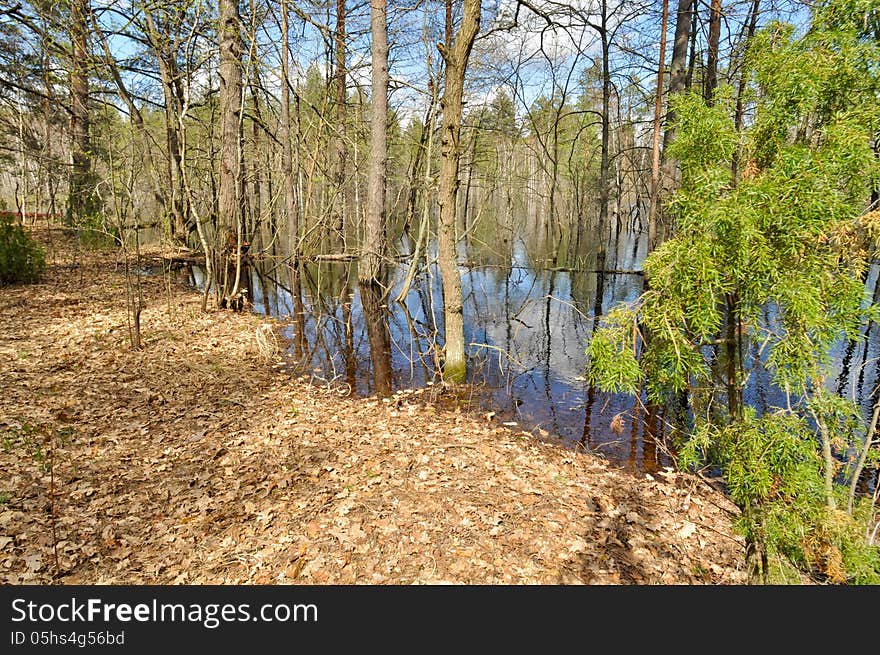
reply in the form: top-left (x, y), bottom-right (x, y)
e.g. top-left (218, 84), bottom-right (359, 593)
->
top-left (678, 521), bottom-right (697, 539)
top-left (24, 553), bottom-right (42, 572)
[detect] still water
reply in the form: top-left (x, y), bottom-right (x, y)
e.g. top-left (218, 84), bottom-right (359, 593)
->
top-left (191, 226), bottom-right (880, 475)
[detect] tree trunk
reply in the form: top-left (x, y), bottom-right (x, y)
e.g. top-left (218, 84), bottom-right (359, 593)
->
top-left (280, 0), bottom-right (306, 358)
top-left (332, 0), bottom-right (347, 242)
top-left (597, 0), bottom-right (611, 286)
top-left (732, 0), bottom-right (761, 182)
top-left (218, 0), bottom-right (243, 306)
top-left (437, 0), bottom-right (481, 383)
top-left (360, 281), bottom-right (393, 397)
top-left (445, 0), bottom-right (452, 49)
top-left (725, 292), bottom-right (742, 420)
top-left (280, 0), bottom-right (296, 256)
top-left (663, 0), bottom-right (693, 152)
top-left (648, 0), bottom-right (669, 254)
top-left (67, 0), bottom-right (92, 226)
top-left (166, 80), bottom-right (188, 239)
top-left (360, 0), bottom-right (388, 286)
top-left (660, 0), bottom-right (693, 215)
top-left (705, 0), bottom-right (723, 104)
top-left (142, 11), bottom-right (189, 241)
top-left (247, 15), bottom-right (263, 250)
top-left (160, 58), bottom-right (187, 239)
top-left (686, 0), bottom-right (698, 89)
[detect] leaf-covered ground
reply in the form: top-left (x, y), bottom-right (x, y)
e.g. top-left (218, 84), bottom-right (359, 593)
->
top-left (0, 229), bottom-right (748, 584)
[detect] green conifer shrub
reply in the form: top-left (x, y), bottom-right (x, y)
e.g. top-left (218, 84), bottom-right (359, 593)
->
top-left (586, 1), bottom-right (880, 583)
top-left (0, 216), bottom-right (46, 285)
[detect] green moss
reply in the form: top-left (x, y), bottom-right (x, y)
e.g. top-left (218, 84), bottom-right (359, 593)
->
top-left (442, 359), bottom-right (467, 383)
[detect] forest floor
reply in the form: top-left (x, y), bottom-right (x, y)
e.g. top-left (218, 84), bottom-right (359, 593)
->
top-left (0, 228), bottom-right (749, 584)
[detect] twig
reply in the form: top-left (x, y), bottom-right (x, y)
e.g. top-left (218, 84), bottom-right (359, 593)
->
top-left (49, 434), bottom-right (59, 576)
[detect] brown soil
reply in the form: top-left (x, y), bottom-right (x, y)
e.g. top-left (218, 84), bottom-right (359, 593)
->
top-left (0, 228), bottom-right (747, 584)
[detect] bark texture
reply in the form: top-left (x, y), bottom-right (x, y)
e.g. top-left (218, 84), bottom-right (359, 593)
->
top-left (437, 0), bottom-right (481, 382)
top-left (360, 0), bottom-right (388, 286)
top-left (218, 0), bottom-right (243, 305)
top-left (68, 0), bottom-right (92, 226)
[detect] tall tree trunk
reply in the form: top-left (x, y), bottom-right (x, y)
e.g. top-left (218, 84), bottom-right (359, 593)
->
top-left (705, 0), bottom-right (723, 104)
top-left (663, 0), bottom-right (693, 151)
top-left (445, 0), bottom-right (452, 49)
top-left (245, 0), bottom-right (262, 246)
top-left (280, 0), bottom-right (296, 257)
top-left (142, 11), bottom-right (189, 241)
top-left (648, 0), bottom-right (669, 254)
top-left (360, 0), bottom-right (388, 286)
top-left (280, 0), bottom-right (306, 359)
top-left (732, 0), bottom-right (761, 182)
top-left (249, 79), bottom-right (262, 248)
top-left (660, 0), bottom-right (693, 217)
top-left (160, 58), bottom-right (187, 239)
top-left (68, 0), bottom-right (92, 226)
top-left (333, 0), bottom-right (347, 242)
top-left (166, 78), bottom-right (188, 239)
top-left (686, 0), bottom-right (698, 89)
top-left (597, 0), bottom-right (611, 284)
top-left (548, 107), bottom-right (560, 251)
top-left (218, 0), bottom-right (243, 306)
top-left (437, 0), bottom-right (481, 383)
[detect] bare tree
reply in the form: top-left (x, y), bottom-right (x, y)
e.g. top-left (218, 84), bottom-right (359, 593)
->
top-left (281, 0), bottom-right (307, 356)
top-left (705, 0), bottom-right (723, 103)
top-left (281, 0), bottom-right (297, 254)
top-left (648, 0), bottom-right (670, 254)
top-left (663, 0), bottom-right (693, 153)
top-left (659, 0), bottom-right (694, 228)
top-left (594, 0), bottom-right (612, 285)
top-left (141, 7), bottom-right (191, 243)
top-left (218, 0), bottom-right (244, 308)
top-left (360, 0), bottom-right (388, 287)
top-left (332, 0), bottom-right (347, 242)
top-left (437, 0), bottom-right (481, 383)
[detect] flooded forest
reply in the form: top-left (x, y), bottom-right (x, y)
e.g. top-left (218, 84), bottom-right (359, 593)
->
top-left (2, 0), bottom-right (879, 584)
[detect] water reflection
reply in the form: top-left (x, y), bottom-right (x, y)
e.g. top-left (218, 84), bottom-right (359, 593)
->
top-left (737, 263), bottom-right (880, 419)
top-left (192, 221), bottom-right (880, 477)
top-left (235, 230), bottom-right (672, 472)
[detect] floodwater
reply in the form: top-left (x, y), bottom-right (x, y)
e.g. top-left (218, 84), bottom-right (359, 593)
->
top-left (196, 226), bottom-right (675, 473)
top-left (190, 225), bottom-right (880, 475)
